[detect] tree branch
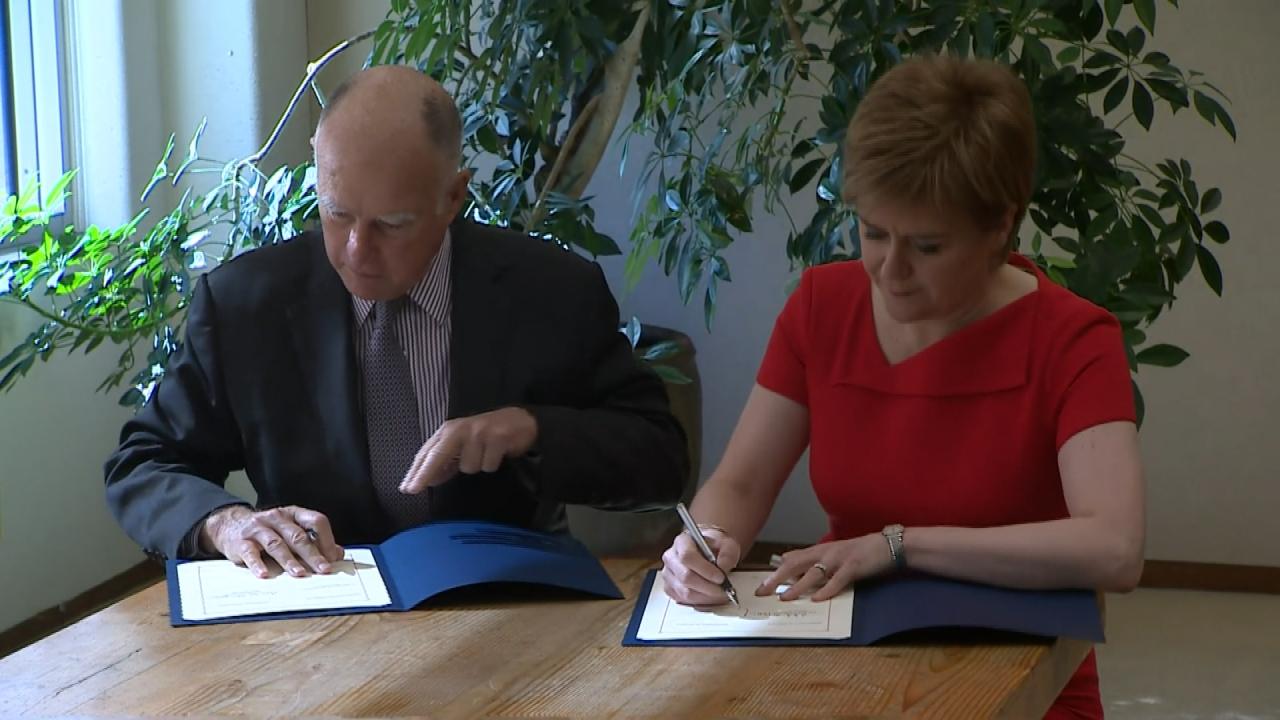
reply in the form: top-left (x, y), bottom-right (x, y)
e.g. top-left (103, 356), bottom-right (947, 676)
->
top-left (240, 28), bottom-right (377, 167)
top-left (527, 5), bottom-right (651, 230)
top-left (781, 0), bottom-right (810, 61)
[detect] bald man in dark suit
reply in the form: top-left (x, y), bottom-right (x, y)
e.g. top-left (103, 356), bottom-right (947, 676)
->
top-left (105, 66), bottom-right (687, 578)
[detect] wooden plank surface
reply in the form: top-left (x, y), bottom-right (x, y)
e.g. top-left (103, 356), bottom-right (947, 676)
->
top-left (0, 558), bottom-right (1088, 718)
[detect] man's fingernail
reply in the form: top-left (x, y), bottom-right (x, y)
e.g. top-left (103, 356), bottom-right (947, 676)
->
top-left (318, 563), bottom-right (331, 573)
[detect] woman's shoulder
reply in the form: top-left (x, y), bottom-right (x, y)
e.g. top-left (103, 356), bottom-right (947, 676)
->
top-left (1022, 267), bottom-right (1127, 374)
top-left (799, 259), bottom-right (870, 301)
top-left (770, 261), bottom-right (873, 363)
top-left (1008, 255), bottom-right (1121, 336)
top-left (784, 260), bottom-right (871, 335)
top-left (1035, 275), bottom-right (1121, 334)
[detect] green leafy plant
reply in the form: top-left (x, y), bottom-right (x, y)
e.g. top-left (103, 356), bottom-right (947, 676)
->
top-left (1, 0), bottom-right (1233, 421)
top-left (0, 131), bottom-right (318, 404)
top-left (372, 0), bottom-right (1236, 420)
top-left (0, 30), bottom-right (373, 404)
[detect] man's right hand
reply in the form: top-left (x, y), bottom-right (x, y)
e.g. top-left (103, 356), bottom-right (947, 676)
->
top-left (200, 505), bottom-right (344, 578)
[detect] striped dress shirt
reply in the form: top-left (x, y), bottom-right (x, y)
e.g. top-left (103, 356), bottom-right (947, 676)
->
top-left (352, 231), bottom-right (452, 444)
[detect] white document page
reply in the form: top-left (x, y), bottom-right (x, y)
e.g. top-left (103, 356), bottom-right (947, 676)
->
top-left (176, 548), bottom-right (392, 621)
top-left (636, 571), bottom-right (853, 640)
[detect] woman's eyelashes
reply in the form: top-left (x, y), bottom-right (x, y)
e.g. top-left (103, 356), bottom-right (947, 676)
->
top-left (862, 229), bottom-right (942, 255)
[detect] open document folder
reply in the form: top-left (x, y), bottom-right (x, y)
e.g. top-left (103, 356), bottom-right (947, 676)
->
top-left (167, 521), bottom-right (622, 626)
top-left (623, 569), bottom-right (1104, 647)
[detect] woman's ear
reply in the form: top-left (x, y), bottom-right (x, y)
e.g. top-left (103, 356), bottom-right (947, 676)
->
top-left (988, 206), bottom-right (1019, 268)
top-left (997, 205), bottom-right (1018, 246)
top-left (988, 205), bottom-right (1018, 258)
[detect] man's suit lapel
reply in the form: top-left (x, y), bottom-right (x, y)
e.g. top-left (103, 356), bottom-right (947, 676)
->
top-left (448, 221), bottom-right (513, 417)
top-left (285, 237), bottom-right (385, 531)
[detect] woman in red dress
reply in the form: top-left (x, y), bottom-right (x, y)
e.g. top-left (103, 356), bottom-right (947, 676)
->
top-left (660, 54), bottom-right (1145, 719)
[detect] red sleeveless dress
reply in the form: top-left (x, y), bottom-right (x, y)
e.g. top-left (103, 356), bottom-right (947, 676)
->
top-left (756, 255), bottom-right (1134, 719)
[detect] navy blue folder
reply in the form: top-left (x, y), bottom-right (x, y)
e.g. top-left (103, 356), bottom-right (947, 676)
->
top-left (167, 521), bottom-right (622, 626)
top-left (622, 569), bottom-right (1104, 646)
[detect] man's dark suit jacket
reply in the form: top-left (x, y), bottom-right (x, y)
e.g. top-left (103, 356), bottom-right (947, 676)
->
top-left (104, 221), bottom-right (688, 561)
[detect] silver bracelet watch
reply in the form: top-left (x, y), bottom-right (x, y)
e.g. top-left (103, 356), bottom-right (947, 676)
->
top-left (881, 523), bottom-right (906, 570)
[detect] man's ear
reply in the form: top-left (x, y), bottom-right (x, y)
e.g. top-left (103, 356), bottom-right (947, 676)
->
top-left (441, 168), bottom-right (471, 217)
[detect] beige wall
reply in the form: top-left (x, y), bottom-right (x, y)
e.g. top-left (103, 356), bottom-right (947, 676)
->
top-left (0, 0), bottom-right (309, 633)
top-left (302, 0), bottom-right (387, 135)
top-left (1112, 0), bottom-right (1280, 565)
top-left (0, 0), bottom-right (163, 633)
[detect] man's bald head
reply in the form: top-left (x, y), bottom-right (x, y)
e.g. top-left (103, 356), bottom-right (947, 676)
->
top-left (313, 66), bottom-right (471, 301)
top-left (317, 65), bottom-right (462, 168)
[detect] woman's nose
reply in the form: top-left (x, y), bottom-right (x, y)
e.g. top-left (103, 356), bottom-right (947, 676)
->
top-left (881, 237), bottom-right (911, 279)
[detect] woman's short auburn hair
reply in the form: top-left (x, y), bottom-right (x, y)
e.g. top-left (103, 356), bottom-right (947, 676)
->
top-left (842, 54), bottom-right (1036, 247)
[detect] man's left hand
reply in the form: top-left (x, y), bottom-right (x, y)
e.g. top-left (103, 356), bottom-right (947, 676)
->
top-left (399, 407), bottom-right (538, 494)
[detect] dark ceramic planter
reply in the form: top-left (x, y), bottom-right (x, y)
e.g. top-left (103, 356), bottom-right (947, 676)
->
top-left (567, 324), bottom-right (702, 555)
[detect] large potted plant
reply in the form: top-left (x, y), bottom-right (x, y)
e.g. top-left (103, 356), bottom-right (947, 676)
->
top-left (361, 0), bottom-right (1232, 420)
top-left (0, 0), bottom-right (1233, 541)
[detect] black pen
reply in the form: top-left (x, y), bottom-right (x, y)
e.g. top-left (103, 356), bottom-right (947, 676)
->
top-left (675, 502), bottom-right (740, 608)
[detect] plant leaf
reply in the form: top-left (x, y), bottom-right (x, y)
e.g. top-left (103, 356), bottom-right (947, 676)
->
top-left (1199, 187), bottom-right (1222, 214)
top-left (1203, 220), bottom-right (1230, 244)
top-left (1193, 90), bottom-right (1237, 140)
top-left (1145, 77), bottom-right (1187, 110)
top-left (642, 340), bottom-right (680, 361)
top-left (788, 158), bottom-right (826, 194)
top-left (1132, 81), bottom-right (1154, 129)
top-left (1196, 244), bottom-right (1223, 295)
top-left (1136, 343), bottom-right (1189, 367)
top-left (1104, 0), bottom-right (1122, 26)
top-left (1104, 75), bottom-right (1129, 113)
top-left (1134, 0), bottom-right (1157, 33)
top-left (42, 170), bottom-right (76, 209)
top-left (651, 364), bottom-right (692, 385)
top-left (141, 134), bottom-right (177, 202)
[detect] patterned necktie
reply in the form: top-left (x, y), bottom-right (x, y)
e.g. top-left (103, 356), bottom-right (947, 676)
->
top-left (363, 298), bottom-right (430, 530)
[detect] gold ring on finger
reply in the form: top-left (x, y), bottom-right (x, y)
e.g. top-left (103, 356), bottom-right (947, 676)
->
top-left (812, 562), bottom-right (830, 580)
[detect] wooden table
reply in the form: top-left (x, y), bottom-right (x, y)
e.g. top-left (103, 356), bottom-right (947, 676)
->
top-left (0, 558), bottom-right (1089, 718)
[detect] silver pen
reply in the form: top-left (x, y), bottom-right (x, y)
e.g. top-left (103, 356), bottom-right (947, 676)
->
top-left (675, 502), bottom-right (740, 608)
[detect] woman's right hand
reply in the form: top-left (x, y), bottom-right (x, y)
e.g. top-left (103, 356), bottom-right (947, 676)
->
top-left (660, 527), bottom-right (742, 606)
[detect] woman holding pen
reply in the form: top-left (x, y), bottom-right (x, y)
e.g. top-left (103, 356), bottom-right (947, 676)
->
top-left (659, 54), bottom-right (1145, 720)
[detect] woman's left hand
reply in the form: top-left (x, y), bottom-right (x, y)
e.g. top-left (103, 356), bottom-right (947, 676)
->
top-left (756, 533), bottom-right (894, 602)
